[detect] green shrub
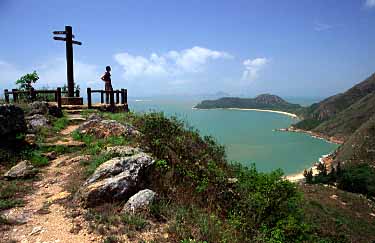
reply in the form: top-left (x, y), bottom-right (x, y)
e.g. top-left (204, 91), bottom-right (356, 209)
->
top-left (0, 181), bottom-right (28, 210)
top-left (337, 164), bottom-right (375, 196)
top-left (53, 116), bottom-right (69, 132)
top-left (121, 213), bottom-right (147, 231)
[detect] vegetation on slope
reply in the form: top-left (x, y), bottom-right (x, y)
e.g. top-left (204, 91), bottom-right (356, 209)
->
top-left (334, 114), bottom-right (375, 166)
top-left (312, 92), bottom-right (375, 140)
top-left (194, 94), bottom-right (302, 113)
top-left (73, 111), bottom-right (371, 243)
top-left (294, 72), bottom-right (375, 133)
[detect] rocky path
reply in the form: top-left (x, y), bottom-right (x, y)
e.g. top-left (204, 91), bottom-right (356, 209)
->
top-left (2, 113), bottom-right (102, 243)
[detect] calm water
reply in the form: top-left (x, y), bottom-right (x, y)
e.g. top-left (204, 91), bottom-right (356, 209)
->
top-left (128, 98), bottom-right (338, 175)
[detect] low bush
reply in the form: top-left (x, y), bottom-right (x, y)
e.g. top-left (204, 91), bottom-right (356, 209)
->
top-left (305, 162), bottom-right (375, 198)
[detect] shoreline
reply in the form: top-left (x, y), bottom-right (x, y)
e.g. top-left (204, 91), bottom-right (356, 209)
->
top-left (285, 153), bottom-right (334, 182)
top-left (276, 127), bottom-right (344, 145)
top-left (192, 107), bottom-right (299, 119)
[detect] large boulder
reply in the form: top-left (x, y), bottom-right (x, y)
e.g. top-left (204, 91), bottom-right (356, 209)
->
top-left (4, 160), bottom-right (37, 179)
top-left (0, 104), bottom-right (26, 139)
top-left (28, 101), bottom-right (63, 118)
top-left (104, 146), bottom-right (143, 157)
top-left (26, 114), bottom-right (49, 132)
top-left (80, 153), bottom-right (155, 207)
top-left (76, 116), bottom-right (139, 139)
top-left (28, 101), bottom-right (49, 116)
top-left (122, 189), bottom-right (156, 214)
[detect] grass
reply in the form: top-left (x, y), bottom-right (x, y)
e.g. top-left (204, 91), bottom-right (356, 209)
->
top-left (71, 130), bottom-right (132, 176)
top-left (301, 184), bottom-right (375, 242)
top-left (0, 180), bottom-right (31, 212)
top-left (52, 116), bottom-right (70, 132)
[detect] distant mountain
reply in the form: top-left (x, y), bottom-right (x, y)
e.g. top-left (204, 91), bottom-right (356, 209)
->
top-left (194, 94), bottom-right (302, 113)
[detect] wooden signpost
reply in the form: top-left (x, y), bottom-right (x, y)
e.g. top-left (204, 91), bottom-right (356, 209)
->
top-left (53, 26), bottom-right (83, 105)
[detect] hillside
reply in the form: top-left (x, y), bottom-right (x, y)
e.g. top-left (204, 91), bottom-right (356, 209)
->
top-left (334, 114), bottom-right (375, 166)
top-left (294, 73), bottom-right (375, 134)
top-left (194, 94), bottom-right (302, 113)
top-left (296, 73), bottom-right (375, 199)
top-left (312, 92), bottom-right (375, 141)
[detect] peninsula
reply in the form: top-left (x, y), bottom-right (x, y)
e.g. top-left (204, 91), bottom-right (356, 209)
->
top-left (194, 94), bottom-right (302, 116)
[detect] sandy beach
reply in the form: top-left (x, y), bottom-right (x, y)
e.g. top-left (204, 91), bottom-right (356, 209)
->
top-left (285, 153), bottom-right (334, 182)
top-left (193, 107), bottom-right (299, 118)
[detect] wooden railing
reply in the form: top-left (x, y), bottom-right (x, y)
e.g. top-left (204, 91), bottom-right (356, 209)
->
top-left (3, 87), bottom-right (128, 112)
top-left (87, 88), bottom-right (127, 109)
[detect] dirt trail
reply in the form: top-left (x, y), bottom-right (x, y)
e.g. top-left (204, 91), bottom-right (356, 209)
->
top-left (2, 114), bottom-right (102, 243)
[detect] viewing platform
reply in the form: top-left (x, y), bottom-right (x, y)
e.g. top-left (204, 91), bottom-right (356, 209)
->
top-left (3, 87), bottom-right (129, 112)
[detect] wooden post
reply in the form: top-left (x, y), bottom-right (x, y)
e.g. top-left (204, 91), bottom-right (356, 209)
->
top-left (53, 26), bottom-right (82, 98)
top-left (65, 26), bottom-right (75, 97)
top-left (87, 88), bottom-right (92, 109)
top-left (110, 90), bottom-right (115, 108)
top-left (124, 89), bottom-right (127, 104)
top-left (121, 89), bottom-right (125, 104)
top-left (100, 91), bottom-right (104, 103)
top-left (4, 89), bottom-right (9, 103)
top-left (54, 90), bottom-right (58, 102)
top-left (12, 89), bottom-right (18, 103)
top-left (30, 88), bottom-right (36, 101)
top-left (57, 87), bottom-right (62, 108)
top-left (116, 90), bottom-right (120, 104)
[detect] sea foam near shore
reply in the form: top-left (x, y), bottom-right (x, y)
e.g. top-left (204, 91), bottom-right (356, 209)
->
top-left (192, 107), bottom-right (299, 118)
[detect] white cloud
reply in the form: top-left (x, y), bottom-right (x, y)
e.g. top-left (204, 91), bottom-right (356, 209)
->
top-left (365, 0), bottom-right (375, 7)
top-left (114, 46), bottom-right (232, 79)
top-left (166, 46), bottom-right (232, 72)
top-left (314, 23), bottom-right (333, 32)
top-left (241, 58), bottom-right (268, 82)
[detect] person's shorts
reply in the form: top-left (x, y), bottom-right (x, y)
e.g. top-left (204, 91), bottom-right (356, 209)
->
top-left (105, 83), bottom-right (113, 91)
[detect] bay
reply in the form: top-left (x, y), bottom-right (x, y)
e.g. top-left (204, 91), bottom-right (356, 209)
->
top-left (128, 98), bottom-right (338, 175)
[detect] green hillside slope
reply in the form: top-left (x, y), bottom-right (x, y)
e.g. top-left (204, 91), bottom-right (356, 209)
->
top-left (312, 92), bottom-right (375, 140)
top-left (294, 73), bottom-right (375, 132)
top-left (334, 114), bottom-right (375, 166)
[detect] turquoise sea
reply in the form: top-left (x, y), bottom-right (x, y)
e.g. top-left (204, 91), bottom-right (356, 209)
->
top-left (127, 98), bottom-right (338, 175)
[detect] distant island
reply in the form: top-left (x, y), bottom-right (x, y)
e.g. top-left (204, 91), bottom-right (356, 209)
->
top-left (194, 94), bottom-right (302, 116)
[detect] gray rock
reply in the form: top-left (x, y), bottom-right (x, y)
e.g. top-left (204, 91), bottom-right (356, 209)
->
top-left (42, 151), bottom-right (57, 160)
top-left (28, 101), bottom-right (49, 116)
top-left (76, 118), bottom-right (139, 139)
top-left (48, 105), bottom-right (63, 118)
top-left (87, 113), bottom-right (102, 121)
top-left (80, 153), bottom-right (155, 207)
top-left (4, 160), bottom-right (37, 179)
top-left (26, 114), bottom-right (49, 132)
top-left (123, 189), bottom-right (156, 214)
top-left (25, 134), bottom-right (36, 145)
top-left (0, 104), bottom-right (26, 138)
top-left (28, 101), bottom-right (63, 118)
top-left (105, 146), bottom-right (143, 157)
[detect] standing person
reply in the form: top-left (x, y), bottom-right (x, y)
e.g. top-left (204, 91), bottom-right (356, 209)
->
top-left (101, 65), bottom-right (113, 104)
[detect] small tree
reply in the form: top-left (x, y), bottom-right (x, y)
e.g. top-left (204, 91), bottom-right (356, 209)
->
top-left (16, 71), bottom-right (39, 91)
top-left (317, 163), bottom-right (327, 177)
top-left (329, 165), bottom-right (337, 182)
top-left (303, 168), bottom-right (313, 184)
top-left (15, 71), bottom-right (39, 101)
top-left (336, 161), bottom-right (342, 177)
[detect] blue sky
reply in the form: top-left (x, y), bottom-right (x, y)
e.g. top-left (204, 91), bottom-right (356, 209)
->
top-left (0, 0), bottom-right (374, 97)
